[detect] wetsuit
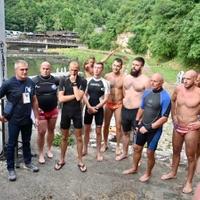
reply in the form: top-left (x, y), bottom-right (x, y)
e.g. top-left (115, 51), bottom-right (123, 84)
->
top-left (59, 75), bottom-right (87, 129)
top-left (84, 77), bottom-right (110, 126)
top-left (136, 88), bottom-right (171, 151)
top-left (32, 75), bottom-right (59, 119)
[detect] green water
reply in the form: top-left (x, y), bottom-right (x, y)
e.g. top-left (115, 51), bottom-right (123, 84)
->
top-left (6, 55), bottom-right (70, 78)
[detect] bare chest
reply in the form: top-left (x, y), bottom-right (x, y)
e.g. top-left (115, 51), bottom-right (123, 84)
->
top-left (107, 76), bottom-right (123, 89)
top-left (177, 91), bottom-right (200, 108)
top-left (124, 76), bottom-right (145, 92)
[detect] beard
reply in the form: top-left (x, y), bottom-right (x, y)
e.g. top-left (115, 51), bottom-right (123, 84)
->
top-left (130, 68), bottom-right (141, 77)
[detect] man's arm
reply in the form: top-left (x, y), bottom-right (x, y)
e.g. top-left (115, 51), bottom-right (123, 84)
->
top-left (58, 91), bottom-right (75, 103)
top-left (100, 49), bottom-right (117, 63)
top-left (83, 93), bottom-right (97, 114)
top-left (171, 87), bottom-right (178, 121)
top-left (32, 95), bottom-right (39, 126)
top-left (151, 116), bottom-right (168, 129)
top-left (95, 80), bottom-right (110, 109)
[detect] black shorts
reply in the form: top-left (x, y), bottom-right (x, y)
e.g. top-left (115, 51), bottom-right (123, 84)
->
top-left (136, 127), bottom-right (162, 151)
top-left (84, 107), bottom-right (104, 126)
top-left (60, 109), bottom-right (82, 129)
top-left (121, 107), bottom-right (138, 132)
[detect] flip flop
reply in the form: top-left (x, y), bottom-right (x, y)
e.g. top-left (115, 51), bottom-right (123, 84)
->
top-left (46, 152), bottom-right (53, 159)
top-left (54, 161), bottom-right (65, 171)
top-left (115, 154), bottom-right (128, 161)
top-left (77, 164), bottom-right (87, 173)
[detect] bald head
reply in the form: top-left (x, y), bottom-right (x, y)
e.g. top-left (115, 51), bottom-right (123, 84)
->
top-left (151, 73), bottom-right (164, 91)
top-left (151, 73), bottom-right (164, 82)
top-left (40, 61), bottom-right (51, 77)
top-left (184, 70), bottom-right (197, 79)
top-left (183, 70), bottom-right (197, 89)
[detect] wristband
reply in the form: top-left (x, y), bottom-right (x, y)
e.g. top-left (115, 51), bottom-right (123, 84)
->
top-left (134, 120), bottom-right (139, 129)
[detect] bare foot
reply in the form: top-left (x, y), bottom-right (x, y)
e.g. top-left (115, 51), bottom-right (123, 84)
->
top-left (96, 153), bottom-right (103, 161)
top-left (115, 146), bottom-right (122, 156)
top-left (122, 168), bottom-right (137, 175)
top-left (139, 173), bottom-right (151, 182)
top-left (182, 182), bottom-right (193, 194)
top-left (82, 150), bottom-right (88, 157)
top-left (161, 172), bottom-right (176, 180)
top-left (47, 151), bottom-right (53, 159)
top-left (100, 144), bottom-right (108, 153)
top-left (38, 155), bottom-right (45, 164)
top-left (115, 153), bottom-right (128, 161)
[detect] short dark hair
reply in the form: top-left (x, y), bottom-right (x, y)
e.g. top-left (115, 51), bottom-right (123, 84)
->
top-left (95, 62), bottom-right (104, 68)
top-left (134, 57), bottom-right (145, 66)
top-left (114, 58), bottom-right (123, 66)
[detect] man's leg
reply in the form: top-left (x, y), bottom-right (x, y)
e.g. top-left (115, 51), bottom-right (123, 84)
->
top-left (195, 136), bottom-right (200, 174)
top-left (101, 107), bottom-right (113, 152)
top-left (114, 106), bottom-right (122, 156)
top-left (59, 128), bottom-right (69, 163)
top-left (182, 131), bottom-right (199, 194)
top-left (123, 144), bottom-right (143, 174)
top-left (115, 132), bottom-right (129, 161)
top-left (7, 123), bottom-right (20, 170)
top-left (37, 119), bottom-right (47, 163)
top-left (46, 118), bottom-right (57, 158)
top-left (83, 124), bottom-right (91, 156)
top-left (21, 122), bottom-right (33, 165)
top-left (139, 149), bottom-right (155, 182)
top-left (96, 126), bottom-right (103, 161)
top-left (161, 130), bottom-right (184, 180)
top-left (75, 128), bottom-right (84, 163)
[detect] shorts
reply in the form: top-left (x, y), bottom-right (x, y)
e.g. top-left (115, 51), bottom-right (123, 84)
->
top-left (60, 110), bottom-right (82, 129)
top-left (121, 107), bottom-right (138, 132)
top-left (136, 127), bottom-right (162, 151)
top-left (105, 101), bottom-right (122, 111)
top-left (39, 108), bottom-right (59, 120)
top-left (84, 107), bottom-right (104, 126)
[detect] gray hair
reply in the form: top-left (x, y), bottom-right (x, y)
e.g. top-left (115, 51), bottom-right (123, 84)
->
top-left (14, 60), bottom-right (28, 69)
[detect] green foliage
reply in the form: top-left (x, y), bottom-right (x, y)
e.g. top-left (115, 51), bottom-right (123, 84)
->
top-left (5, 0), bottom-right (200, 66)
top-left (53, 133), bottom-right (75, 147)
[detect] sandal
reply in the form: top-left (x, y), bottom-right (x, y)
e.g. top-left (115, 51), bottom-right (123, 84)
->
top-left (54, 161), bottom-right (65, 171)
top-left (77, 164), bottom-right (87, 173)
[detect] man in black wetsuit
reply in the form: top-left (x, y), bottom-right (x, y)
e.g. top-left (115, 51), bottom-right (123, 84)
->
top-left (123, 73), bottom-right (171, 183)
top-left (54, 60), bottom-right (87, 172)
top-left (0, 60), bottom-right (39, 181)
top-left (32, 62), bottom-right (59, 164)
top-left (83, 62), bottom-right (110, 161)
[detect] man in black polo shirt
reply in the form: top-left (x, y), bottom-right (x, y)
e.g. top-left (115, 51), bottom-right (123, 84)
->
top-left (54, 60), bottom-right (87, 172)
top-left (0, 60), bottom-right (39, 181)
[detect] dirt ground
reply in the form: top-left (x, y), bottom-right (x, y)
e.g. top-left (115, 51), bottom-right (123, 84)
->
top-left (0, 130), bottom-right (199, 200)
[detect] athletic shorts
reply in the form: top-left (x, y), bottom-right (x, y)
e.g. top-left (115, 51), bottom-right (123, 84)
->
top-left (39, 108), bottom-right (59, 120)
top-left (136, 127), bottom-right (162, 151)
top-left (60, 110), bottom-right (82, 129)
top-left (84, 107), bottom-right (104, 126)
top-left (121, 107), bottom-right (138, 132)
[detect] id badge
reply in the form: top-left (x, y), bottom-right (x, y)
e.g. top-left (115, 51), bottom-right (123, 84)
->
top-left (22, 92), bottom-right (30, 104)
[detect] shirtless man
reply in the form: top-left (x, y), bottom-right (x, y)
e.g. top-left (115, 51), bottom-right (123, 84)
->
top-left (122, 73), bottom-right (171, 183)
top-left (116, 57), bottom-right (150, 161)
top-left (161, 70), bottom-right (200, 194)
top-left (101, 58), bottom-right (124, 157)
top-left (195, 72), bottom-right (200, 174)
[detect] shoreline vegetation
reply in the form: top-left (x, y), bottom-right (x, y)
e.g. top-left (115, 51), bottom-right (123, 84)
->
top-left (7, 48), bottom-right (182, 84)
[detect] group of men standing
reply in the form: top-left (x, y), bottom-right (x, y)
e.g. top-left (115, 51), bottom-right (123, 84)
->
top-left (0, 57), bottom-right (199, 195)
